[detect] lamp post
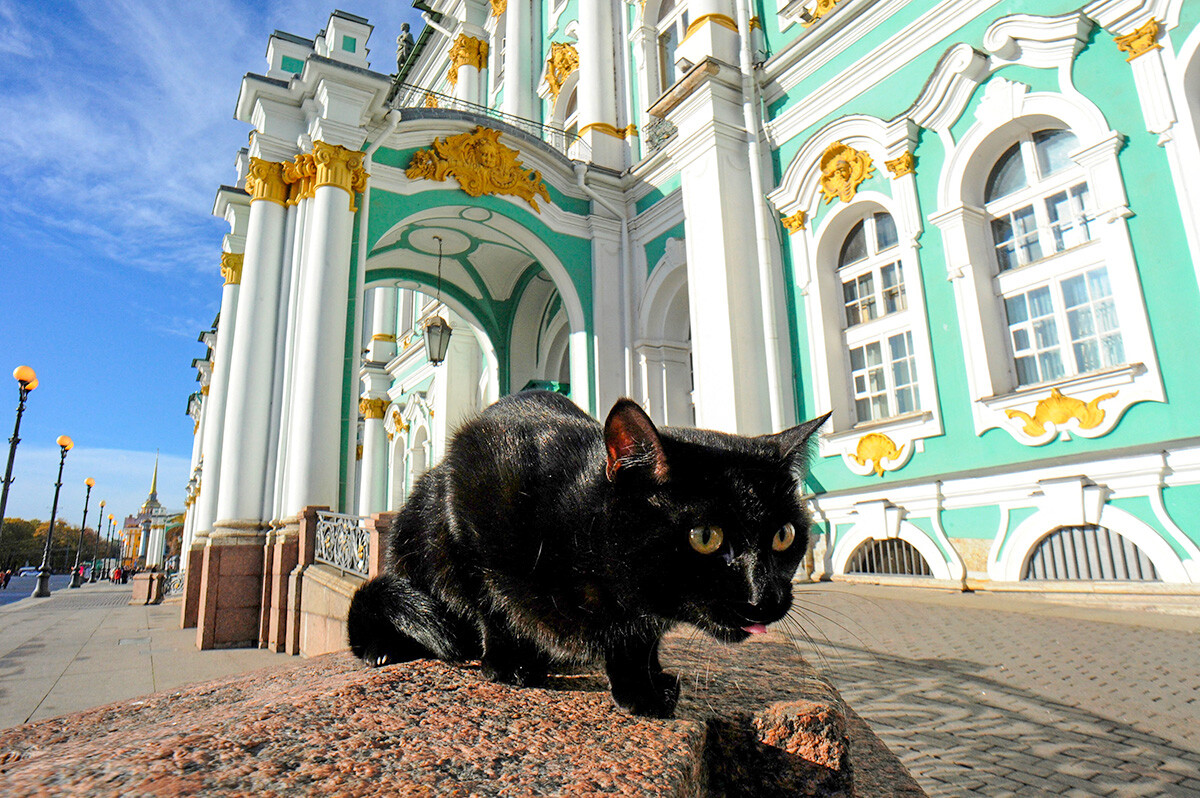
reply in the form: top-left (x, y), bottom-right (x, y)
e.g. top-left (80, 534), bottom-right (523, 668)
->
top-left (90, 500), bottom-right (105, 582)
top-left (70, 478), bottom-right (94, 588)
top-left (32, 435), bottom-right (73, 598)
top-left (0, 366), bottom-right (38, 550)
top-left (104, 513), bottom-right (114, 579)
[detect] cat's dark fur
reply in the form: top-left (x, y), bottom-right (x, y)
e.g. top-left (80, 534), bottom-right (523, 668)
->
top-left (347, 390), bottom-right (828, 717)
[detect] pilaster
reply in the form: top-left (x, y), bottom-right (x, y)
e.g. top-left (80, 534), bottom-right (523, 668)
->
top-left (577, 0), bottom-right (625, 169)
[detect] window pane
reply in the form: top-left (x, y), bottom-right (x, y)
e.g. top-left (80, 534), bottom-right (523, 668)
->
top-left (1062, 274), bottom-right (1089, 308)
top-left (1068, 307), bottom-right (1095, 340)
top-left (865, 341), bottom-right (882, 367)
top-left (1013, 205), bottom-right (1042, 264)
top-left (858, 274), bottom-right (876, 322)
top-left (985, 143), bottom-right (1028, 201)
top-left (1015, 356), bottom-right (1039, 386)
top-left (1033, 318), bottom-right (1058, 349)
top-left (839, 221), bottom-right (868, 267)
top-left (1074, 339), bottom-right (1101, 373)
top-left (881, 262), bottom-right (906, 314)
top-left (1007, 287), bottom-right (1063, 386)
top-left (850, 346), bottom-right (865, 371)
top-left (874, 213), bottom-right (898, 250)
top-left (1028, 286), bottom-right (1054, 318)
top-left (1039, 350), bottom-right (1065, 380)
top-left (1063, 267), bottom-right (1124, 373)
top-left (1005, 294), bottom-right (1029, 324)
top-left (1033, 129), bottom-right (1079, 177)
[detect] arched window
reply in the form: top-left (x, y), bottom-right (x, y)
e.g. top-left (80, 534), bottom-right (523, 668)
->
top-left (656, 0), bottom-right (689, 95)
top-left (490, 10), bottom-right (506, 93)
top-left (984, 129), bottom-right (1124, 388)
top-left (839, 212), bottom-right (919, 423)
top-left (563, 87), bottom-right (578, 140)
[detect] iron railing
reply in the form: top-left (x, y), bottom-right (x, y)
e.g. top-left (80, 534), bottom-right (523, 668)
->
top-left (1022, 524), bottom-right (1160, 581)
top-left (387, 81), bottom-right (585, 157)
top-left (846, 538), bottom-right (933, 577)
top-left (315, 511), bottom-right (371, 578)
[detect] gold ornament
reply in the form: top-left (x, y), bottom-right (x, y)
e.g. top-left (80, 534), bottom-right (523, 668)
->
top-left (312, 141), bottom-right (369, 212)
top-left (245, 158), bottom-right (288, 205)
top-left (578, 122), bottom-right (638, 139)
top-left (220, 252), bottom-right (244, 285)
top-left (819, 142), bottom-right (875, 204)
top-left (447, 34), bottom-right (489, 87)
top-left (1115, 19), bottom-right (1162, 61)
top-left (885, 151), bottom-right (915, 178)
top-left (682, 13), bottom-right (738, 43)
top-left (371, 333), bottom-right (397, 343)
top-left (490, 0), bottom-right (506, 16)
top-left (851, 433), bottom-right (903, 477)
top-left (406, 126), bottom-right (551, 212)
top-left (359, 397), bottom-right (388, 420)
top-left (1005, 388), bottom-right (1118, 438)
top-left (545, 42), bottom-right (578, 102)
top-left (200, 384), bottom-right (210, 396)
top-left (781, 210), bottom-right (807, 234)
top-left (804, 0), bottom-right (844, 27)
top-left (283, 153), bottom-right (317, 205)
top-left (423, 91), bottom-right (439, 108)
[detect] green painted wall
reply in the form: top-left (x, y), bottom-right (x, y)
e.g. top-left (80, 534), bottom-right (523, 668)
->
top-left (644, 221), bottom-right (687, 278)
top-left (1163, 484), bottom-right (1200, 548)
top-left (635, 175), bottom-right (682, 215)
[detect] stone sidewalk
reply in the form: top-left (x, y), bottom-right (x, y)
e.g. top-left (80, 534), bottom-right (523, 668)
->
top-left (788, 583), bottom-right (1200, 797)
top-left (0, 581), bottom-right (297, 729)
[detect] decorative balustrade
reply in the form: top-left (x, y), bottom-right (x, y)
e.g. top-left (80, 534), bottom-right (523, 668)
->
top-left (164, 571), bottom-right (184, 596)
top-left (388, 81), bottom-right (585, 158)
top-left (314, 511), bottom-right (371, 578)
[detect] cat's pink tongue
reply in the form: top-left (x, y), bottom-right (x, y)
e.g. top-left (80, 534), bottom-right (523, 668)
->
top-left (741, 623), bottom-right (768, 635)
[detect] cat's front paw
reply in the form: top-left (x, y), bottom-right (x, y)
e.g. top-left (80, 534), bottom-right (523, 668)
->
top-left (482, 657), bottom-right (549, 688)
top-left (611, 671), bottom-right (680, 718)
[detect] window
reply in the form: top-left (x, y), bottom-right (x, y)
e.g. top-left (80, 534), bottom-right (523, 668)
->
top-left (657, 0), bottom-right (689, 95)
top-left (985, 129), bottom-right (1125, 388)
top-left (491, 11), bottom-right (505, 91)
top-left (341, 35), bottom-right (356, 54)
top-left (839, 212), bottom-right (919, 423)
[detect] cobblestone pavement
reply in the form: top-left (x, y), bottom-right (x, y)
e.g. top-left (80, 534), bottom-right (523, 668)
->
top-left (786, 583), bottom-right (1200, 797)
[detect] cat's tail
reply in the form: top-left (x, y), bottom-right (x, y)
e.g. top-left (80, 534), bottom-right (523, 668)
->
top-left (347, 574), bottom-right (481, 667)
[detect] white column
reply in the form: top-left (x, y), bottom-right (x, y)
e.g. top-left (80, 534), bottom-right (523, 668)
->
top-left (214, 158), bottom-right (290, 536)
top-left (577, 0), bottom-right (624, 169)
top-left (180, 386), bottom-right (207, 558)
top-left (367, 287), bottom-right (398, 362)
top-left (501, 0), bottom-right (532, 119)
top-left (450, 26), bottom-right (488, 105)
top-left (675, 0), bottom-right (740, 68)
top-left (357, 382), bottom-right (389, 517)
top-left (146, 523), bottom-right (165, 569)
top-left (282, 142), bottom-right (368, 516)
top-left (192, 263), bottom-right (241, 539)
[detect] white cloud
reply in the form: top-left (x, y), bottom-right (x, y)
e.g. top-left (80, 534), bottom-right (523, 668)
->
top-left (1, 446), bottom-right (191, 528)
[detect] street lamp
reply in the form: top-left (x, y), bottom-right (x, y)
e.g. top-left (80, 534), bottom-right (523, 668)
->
top-left (423, 235), bottom-right (452, 366)
top-left (0, 366), bottom-right (38, 550)
top-left (70, 478), bottom-right (94, 588)
top-left (90, 500), bottom-right (105, 582)
top-left (105, 513), bottom-right (114, 579)
top-left (32, 435), bottom-right (73, 598)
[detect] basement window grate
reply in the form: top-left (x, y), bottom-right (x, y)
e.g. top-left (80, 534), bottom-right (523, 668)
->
top-left (846, 538), bottom-right (933, 577)
top-left (1022, 524), bottom-right (1160, 581)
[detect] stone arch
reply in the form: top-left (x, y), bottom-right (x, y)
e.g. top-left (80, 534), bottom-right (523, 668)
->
top-left (831, 519), bottom-right (961, 582)
top-left (636, 239), bottom-right (693, 425)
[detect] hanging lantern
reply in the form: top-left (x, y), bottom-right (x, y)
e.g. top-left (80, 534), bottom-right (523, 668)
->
top-left (425, 234), bottom-right (452, 366)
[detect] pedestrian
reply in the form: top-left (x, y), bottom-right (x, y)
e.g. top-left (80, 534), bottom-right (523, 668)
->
top-left (1, 569), bottom-right (9, 589)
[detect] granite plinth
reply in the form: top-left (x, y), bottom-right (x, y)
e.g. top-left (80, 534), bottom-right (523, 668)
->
top-left (0, 631), bottom-right (923, 796)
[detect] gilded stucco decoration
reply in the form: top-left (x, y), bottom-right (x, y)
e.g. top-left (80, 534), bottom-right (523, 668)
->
top-left (682, 13), bottom-right (738, 43)
top-left (885, 151), bottom-right (916, 178)
top-left (312, 141), bottom-right (369, 211)
top-left (578, 122), bottom-right (638, 139)
top-left (360, 397), bottom-right (388, 420)
top-left (283, 153), bottom-right (317, 205)
top-left (220, 252), bottom-right (244, 286)
top-left (356, 444), bottom-right (364, 460)
top-left (545, 42), bottom-right (579, 102)
top-left (1114, 19), bottom-right (1162, 61)
top-left (781, 210), bottom-right (807, 234)
top-left (819, 141), bottom-right (875, 204)
top-left (447, 34), bottom-right (489, 87)
top-left (490, 0), bottom-right (506, 16)
top-left (245, 158), bottom-right (289, 205)
top-left (405, 126), bottom-right (551, 212)
top-left (371, 333), bottom-right (397, 343)
top-left (804, 0), bottom-right (844, 27)
top-left (1005, 388), bottom-right (1118, 438)
top-left (424, 91), bottom-right (439, 108)
top-left (851, 433), bottom-right (904, 477)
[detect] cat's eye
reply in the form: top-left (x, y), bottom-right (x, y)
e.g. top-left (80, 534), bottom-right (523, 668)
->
top-left (689, 525), bottom-right (724, 555)
top-left (773, 523), bottom-right (796, 552)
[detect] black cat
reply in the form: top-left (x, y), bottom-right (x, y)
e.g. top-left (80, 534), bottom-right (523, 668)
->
top-left (347, 390), bottom-right (828, 718)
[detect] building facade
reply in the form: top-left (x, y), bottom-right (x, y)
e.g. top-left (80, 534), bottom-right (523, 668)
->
top-left (182, 0), bottom-right (1200, 649)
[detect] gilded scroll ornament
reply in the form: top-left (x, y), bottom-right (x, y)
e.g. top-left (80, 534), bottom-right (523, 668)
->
top-left (545, 42), bottom-right (579, 102)
top-left (851, 433), bottom-right (904, 477)
top-left (804, 0), bottom-right (844, 26)
top-left (283, 153), bottom-right (317, 205)
top-left (781, 210), bottom-right (807, 234)
top-left (490, 0), bottom-right (506, 16)
top-left (578, 122), bottom-right (637, 139)
top-left (819, 142), bottom-right (875, 204)
top-left (1005, 388), bottom-right (1118, 438)
top-left (405, 126), bottom-right (551, 212)
top-left (424, 91), bottom-right (439, 108)
top-left (312, 141), bottom-right (369, 211)
top-left (1115, 19), bottom-right (1162, 61)
top-left (885, 151), bottom-right (915, 178)
top-left (682, 13), bottom-right (738, 43)
top-left (360, 397), bottom-right (388, 420)
top-left (220, 252), bottom-right (244, 285)
top-left (245, 158), bottom-right (288, 205)
top-left (447, 34), bottom-right (489, 87)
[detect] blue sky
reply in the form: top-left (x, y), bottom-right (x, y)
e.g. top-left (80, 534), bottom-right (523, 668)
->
top-left (0, 0), bottom-right (425, 525)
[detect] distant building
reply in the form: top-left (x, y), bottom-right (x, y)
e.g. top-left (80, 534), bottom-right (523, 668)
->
top-left (121, 456), bottom-right (176, 569)
top-left (182, 0), bottom-right (1200, 651)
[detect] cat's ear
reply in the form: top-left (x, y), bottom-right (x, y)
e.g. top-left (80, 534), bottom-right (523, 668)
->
top-left (760, 411), bottom-right (832, 477)
top-left (604, 398), bottom-right (669, 484)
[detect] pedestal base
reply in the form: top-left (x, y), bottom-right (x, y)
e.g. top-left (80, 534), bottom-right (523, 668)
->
top-left (179, 545), bottom-right (205, 629)
top-left (130, 572), bottom-right (165, 605)
top-left (196, 538), bottom-right (265, 650)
